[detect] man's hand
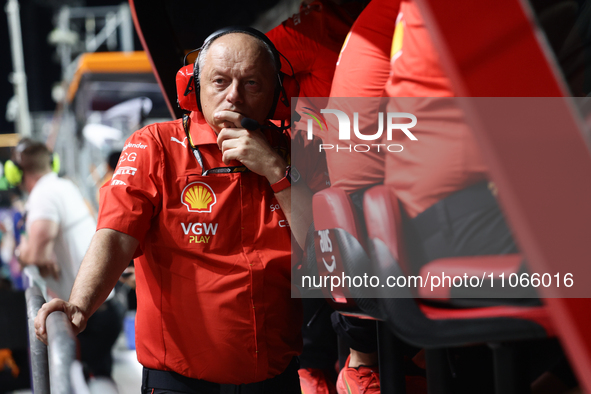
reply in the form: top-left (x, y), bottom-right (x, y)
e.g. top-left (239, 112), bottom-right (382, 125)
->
top-left (33, 229), bottom-right (137, 345)
top-left (215, 110), bottom-right (286, 183)
top-left (18, 220), bottom-right (59, 277)
top-left (34, 298), bottom-right (87, 345)
top-left (17, 231), bottom-right (60, 279)
top-left (215, 111), bottom-right (314, 248)
top-left (38, 263), bottom-right (60, 280)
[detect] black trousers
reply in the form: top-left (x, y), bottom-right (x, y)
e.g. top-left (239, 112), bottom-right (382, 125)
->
top-left (331, 312), bottom-right (377, 354)
top-left (77, 298), bottom-right (125, 377)
top-left (141, 357), bottom-right (301, 394)
top-left (404, 181), bottom-right (518, 274)
top-left (300, 298), bottom-right (338, 370)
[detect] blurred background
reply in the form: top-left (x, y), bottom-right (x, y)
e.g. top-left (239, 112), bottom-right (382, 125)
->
top-left (0, 0), bottom-right (303, 210)
top-left (0, 1), bottom-right (301, 392)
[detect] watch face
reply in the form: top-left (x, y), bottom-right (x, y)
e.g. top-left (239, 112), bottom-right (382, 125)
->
top-left (290, 166), bottom-right (301, 184)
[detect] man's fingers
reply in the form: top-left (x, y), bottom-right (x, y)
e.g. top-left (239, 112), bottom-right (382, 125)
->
top-left (214, 110), bottom-right (243, 127)
top-left (38, 266), bottom-right (46, 277)
top-left (38, 264), bottom-right (60, 280)
top-left (217, 127), bottom-right (247, 150)
top-left (219, 134), bottom-right (250, 164)
top-left (34, 304), bottom-right (52, 345)
top-left (222, 147), bottom-right (244, 165)
top-left (34, 299), bottom-right (66, 345)
top-left (51, 265), bottom-right (60, 280)
top-left (220, 138), bottom-right (240, 155)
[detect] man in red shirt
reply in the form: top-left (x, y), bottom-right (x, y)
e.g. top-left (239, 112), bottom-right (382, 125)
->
top-left (35, 27), bottom-right (327, 393)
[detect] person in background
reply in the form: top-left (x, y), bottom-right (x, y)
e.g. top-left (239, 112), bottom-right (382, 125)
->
top-left (105, 150), bottom-right (123, 186)
top-left (95, 150), bottom-right (122, 205)
top-left (12, 139), bottom-right (123, 379)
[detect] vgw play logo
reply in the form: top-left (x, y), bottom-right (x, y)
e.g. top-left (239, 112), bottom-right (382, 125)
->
top-left (302, 107), bottom-right (417, 153)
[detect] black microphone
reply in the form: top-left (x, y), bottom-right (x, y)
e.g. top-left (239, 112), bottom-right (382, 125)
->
top-left (241, 117), bottom-right (262, 131)
top-left (241, 117), bottom-right (290, 132)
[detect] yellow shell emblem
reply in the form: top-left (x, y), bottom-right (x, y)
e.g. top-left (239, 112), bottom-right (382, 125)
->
top-left (181, 182), bottom-right (217, 213)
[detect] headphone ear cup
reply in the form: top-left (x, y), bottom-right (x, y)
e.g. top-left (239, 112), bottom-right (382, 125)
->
top-left (52, 153), bottom-right (60, 174)
top-left (176, 64), bottom-right (199, 112)
top-left (4, 160), bottom-right (23, 186)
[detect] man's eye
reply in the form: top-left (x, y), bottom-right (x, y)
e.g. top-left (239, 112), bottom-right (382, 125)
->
top-left (213, 78), bottom-right (225, 85)
top-left (246, 80), bottom-right (257, 86)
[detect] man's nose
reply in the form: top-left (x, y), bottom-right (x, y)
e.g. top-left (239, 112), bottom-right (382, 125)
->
top-left (225, 81), bottom-right (243, 105)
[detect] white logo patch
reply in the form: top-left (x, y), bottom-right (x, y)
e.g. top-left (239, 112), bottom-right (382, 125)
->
top-left (123, 142), bottom-right (147, 151)
top-left (119, 152), bottom-right (137, 164)
top-left (322, 256), bottom-right (336, 273)
top-left (114, 166), bottom-right (137, 177)
top-left (318, 229), bottom-right (332, 253)
top-left (171, 136), bottom-right (188, 148)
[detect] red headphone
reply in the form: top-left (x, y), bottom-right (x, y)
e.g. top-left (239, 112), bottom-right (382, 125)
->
top-left (175, 26), bottom-right (300, 122)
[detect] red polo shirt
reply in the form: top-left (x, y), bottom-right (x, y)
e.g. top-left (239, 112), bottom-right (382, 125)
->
top-left (98, 111), bottom-right (326, 384)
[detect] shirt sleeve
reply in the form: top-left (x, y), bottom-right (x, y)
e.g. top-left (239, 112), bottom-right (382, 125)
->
top-left (26, 188), bottom-right (60, 225)
top-left (97, 125), bottom-right (163, 248)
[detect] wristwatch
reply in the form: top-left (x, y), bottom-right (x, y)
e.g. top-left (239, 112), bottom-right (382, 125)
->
top-left (271, 165), bottom-right (300, 193)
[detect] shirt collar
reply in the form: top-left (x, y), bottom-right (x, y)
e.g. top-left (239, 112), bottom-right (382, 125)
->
top-left (37, 171), bottom-right (57, 184)
top-left (188, 111), bottom-right (218, 146)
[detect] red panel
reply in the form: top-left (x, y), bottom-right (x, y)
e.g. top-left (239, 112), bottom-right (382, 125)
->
top-left (420, 255), bottom-right (523, 277)
top-left (417, 0), bottom-right (591, 390)
top-left (312, 188), bottom-right (363, 309)
top-left (312, 188), bottom-right (364, 244)
top-left (128, 0), bottom-right (177, 119)
top-left (363, 186), bottom-right (410, 272)
top-left (420, 303), bottom-right (555, 336)
top-left (416, 0), bottom-right (567, 97)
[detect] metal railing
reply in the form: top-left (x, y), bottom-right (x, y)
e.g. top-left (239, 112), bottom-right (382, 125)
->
top-left (25, 286), bottom-right (50, 394)
top-left (46, 311), bottom-right (77, 394)
top-left (24, 266), bottom-right (78, 394)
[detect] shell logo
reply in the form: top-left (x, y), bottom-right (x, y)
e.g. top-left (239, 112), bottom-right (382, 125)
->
top-left (181, 182), bottom-right (217, 213)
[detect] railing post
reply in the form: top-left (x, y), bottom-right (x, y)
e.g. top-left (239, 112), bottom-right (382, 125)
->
top-left (25, 286), bottom-right (50, 394)
top-left (46, 311), bottom-right (77, 394)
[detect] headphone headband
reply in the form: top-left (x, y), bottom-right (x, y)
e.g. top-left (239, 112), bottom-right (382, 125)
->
top-left (176, 26), bottom-right (299, 121)
top-left (193, 26), bottom-right (284, 118)
top-left (197, 26), bottom-right (282, 72)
